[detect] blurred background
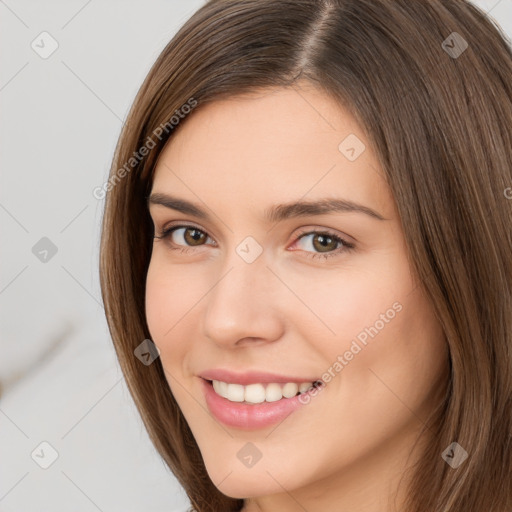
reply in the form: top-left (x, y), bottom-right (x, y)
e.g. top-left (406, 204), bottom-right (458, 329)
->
top-left (1, 1), bottom-right (511, 510)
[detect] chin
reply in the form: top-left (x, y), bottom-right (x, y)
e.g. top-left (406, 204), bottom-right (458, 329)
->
top-left (208, 473), bottom-right (279, 500)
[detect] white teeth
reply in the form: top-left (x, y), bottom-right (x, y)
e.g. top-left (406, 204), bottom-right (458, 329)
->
top-left (211, 380), bottom-right (315, 404)
top-left (226, 383), bottom-right (245, 402)
top-left (265, 383), bottom-right (283, 402)
top-left (282, 382), bottom-right (299, 398)
top-left (244, 383), bottom-right (266, 403)
top-left (219, 380), bottom-right (229, 396)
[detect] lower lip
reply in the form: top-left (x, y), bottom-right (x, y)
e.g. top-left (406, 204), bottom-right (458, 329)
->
top-left (202, 379), bottom-right (314, 430)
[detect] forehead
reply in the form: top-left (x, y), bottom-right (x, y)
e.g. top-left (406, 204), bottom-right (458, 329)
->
top-left (151, 85), bottom-right (395, 222)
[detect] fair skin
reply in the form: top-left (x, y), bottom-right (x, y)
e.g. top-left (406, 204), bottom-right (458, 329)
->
top-left (145, 82), bottom-right (449, 512)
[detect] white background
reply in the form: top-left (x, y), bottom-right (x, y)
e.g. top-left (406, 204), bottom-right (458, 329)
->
top-left (1, 1), bottom-right (511, 510)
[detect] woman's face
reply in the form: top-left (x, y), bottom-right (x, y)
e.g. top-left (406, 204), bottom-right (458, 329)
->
top-left (145, 83), bottom-right (449, 509)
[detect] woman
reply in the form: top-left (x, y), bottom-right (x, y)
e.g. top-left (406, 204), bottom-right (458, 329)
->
top-left (99, 1), bottom-right (512, 510)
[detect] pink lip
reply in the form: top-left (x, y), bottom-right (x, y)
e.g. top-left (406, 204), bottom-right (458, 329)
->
top-left (201, 378), bottom-right (320, 430)
top-left (199, 368), bottom-right (317, 385)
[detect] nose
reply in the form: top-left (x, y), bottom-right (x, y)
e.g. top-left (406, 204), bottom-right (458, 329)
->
top-left (201, 250), bottom-right (285, 348)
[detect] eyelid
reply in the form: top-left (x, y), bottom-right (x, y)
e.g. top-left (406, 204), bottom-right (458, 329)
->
top-left (156, 220), bottom-right (353, 242)
top-left (156, 220), bottom-right (217, 242)
top-left (293, 225), bottom-right (356, 245)
top-left (156, 221), bottom-right (217, 246)
top-left (289, 228), bottom-right (355, 260)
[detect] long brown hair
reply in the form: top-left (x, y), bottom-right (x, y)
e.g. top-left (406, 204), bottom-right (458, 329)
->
top-left (99, 1), bottom-right (512, 510)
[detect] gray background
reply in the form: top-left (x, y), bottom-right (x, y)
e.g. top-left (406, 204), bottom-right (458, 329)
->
top-left (1, 1), bottom-right (511, 510)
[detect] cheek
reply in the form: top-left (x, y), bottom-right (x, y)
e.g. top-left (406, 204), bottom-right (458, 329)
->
top-left (291, 259), bottom-right (446, 420)
top-left (145, 260), bottom-right (170, 341)
top-left (145, 259), bottom-right (200, 400)
top-left (145, 255), bottom-right (201, 342)
top-left (280, 262), bottom-right (412, 361)
top-left (327, 283), bottom-right (448, 440)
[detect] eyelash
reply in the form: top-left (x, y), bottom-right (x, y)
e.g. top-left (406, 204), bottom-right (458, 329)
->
top-left (154, 224), bottom-right (355, 260)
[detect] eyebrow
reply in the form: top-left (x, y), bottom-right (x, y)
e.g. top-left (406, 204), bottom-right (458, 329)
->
top-left (147, 192), bottom-right (388, 223)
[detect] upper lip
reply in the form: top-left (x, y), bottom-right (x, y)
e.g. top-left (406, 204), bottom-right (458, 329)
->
top-left (199, 369), bottom-right (318, 385)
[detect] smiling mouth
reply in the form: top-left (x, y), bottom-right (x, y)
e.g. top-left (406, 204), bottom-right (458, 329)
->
top-left (206, 379), bottom-right (322, 404)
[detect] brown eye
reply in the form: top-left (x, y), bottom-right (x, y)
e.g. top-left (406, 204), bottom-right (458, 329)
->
top-left (310, 233), bottom-right (339, 253)
top-left (155, 225), bottom-right (212, 248)
top-left (292, 229), bottom-right (355, 260)
top-left (182, 227), bottom-right (207, 246)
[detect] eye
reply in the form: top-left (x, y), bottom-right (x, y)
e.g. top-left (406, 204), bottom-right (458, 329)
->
top-left (154, 224), bottom-right (215, 254)
top-left (291, 229), bottom-right (355, 260)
